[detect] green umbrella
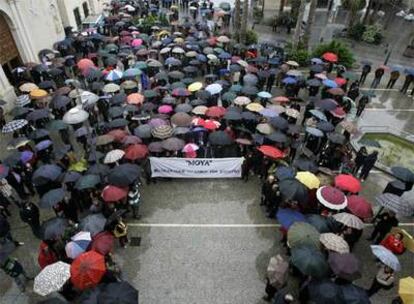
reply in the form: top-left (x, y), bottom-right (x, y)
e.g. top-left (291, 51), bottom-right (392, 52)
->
top-left (47, 120), bottom-right (67, 131)
top-left (143, 90), bottom-right (158, 98)
top-left (287, 222), bottom-right (320, 249)
top-left (134, 61), bottom-right (148, 70)
top-left (291, 245), bottom-right (329, 279)
top-left (75, 174), bottom-right (101, 190)
top-left (222, 92), bottom-right (237, 102)
top-left (105, 44), bottom-right (119, 52)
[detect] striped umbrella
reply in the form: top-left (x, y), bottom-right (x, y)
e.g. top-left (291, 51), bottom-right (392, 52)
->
top-left (333, 212), bottom-right (364, 230)
top-left (320, 233), bottom-right (349, 253)
top-left (105, 69), bottom-right (123, 81)
top-left (65, 231), bottom-right (92, 259)
top-left (151, 125), bottom-right (173, 139)
top-left (375, 193), bottom-right (413, 216)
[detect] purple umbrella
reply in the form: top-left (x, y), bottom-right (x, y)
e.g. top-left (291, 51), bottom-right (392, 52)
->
top-left (260, 109), bottom-right (278, 118)
top-left (20, 151), bottom-right (34, 163)
top-left (36, 140), bottom-right (53, 151)
top-left (148, 141), bottom-right (164, 153)
top-left (148, 118), bottom-right (168, 128)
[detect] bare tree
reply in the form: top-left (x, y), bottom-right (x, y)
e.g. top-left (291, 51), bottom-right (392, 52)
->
top-left (303, 0), bottom-right (317, 49)
top-left (241, 0), bottom-right (249, 44)
top-left (292, 0), bottom-right (307, 48)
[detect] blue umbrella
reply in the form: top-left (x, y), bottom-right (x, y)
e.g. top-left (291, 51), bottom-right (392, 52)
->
top-left (165, 57), bottom-right (181, 66)
top-left (405, 67), bottom-right (414, 76)
top-left (268, 58), bottom-right (280, 65)
top-left (269, 116), bottom-right (288, 130)
top-left (258, 91), bottom-right (272, 99)
top-left (390, 65), bottom-right (404, 72)
top-left (323, 79), bottom-right (338, 88)
top-left (218, 52), bottom-right (231, 60)
top-left (282, 77), bottom-right (297, 85)
top-left (306, 214), bottom-right (331, 232)
top-left (370, 245), bottom-right (401, 271)
top-left (33, 164), bottom-right (62, 186)
top-left (276, 208), bottom-right (306, 229)
top-left (39, 188), bottom-right (65, 208)
top-left (305, 127), bottom-right (324, 137)
top-left (341, 284), bottom-right (370, 304)
top-left (311, 58), bottom-right (323, 64)
top-left (123, 68), bottom-right (142, 78)
top-left (275, 166), bottom-right (296, 180)
top-left (196, 54), bottom-right (207, 62)
top-left (260, 108), bottom-right (278, 118)
top-left (309, 109), bottom-right (327, 121)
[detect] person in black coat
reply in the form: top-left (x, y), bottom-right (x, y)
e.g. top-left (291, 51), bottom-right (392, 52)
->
top-left (367, 211), bottom-right (399, 244)
top-left (359, 151), bottom-right (378, 181)
top-left (19, 201), bottom-right (41, 238)
top-left (360, 64), bottom-right (371, 84)
top-left (353, 146), bottom-right (367, 175)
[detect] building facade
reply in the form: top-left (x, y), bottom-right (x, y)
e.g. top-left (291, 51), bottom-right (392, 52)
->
top-left (56, 0), bottom-right (103, 30)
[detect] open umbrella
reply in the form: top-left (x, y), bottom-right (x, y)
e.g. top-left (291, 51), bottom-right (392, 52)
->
top-left (275, 166), bottom-right (296, 181)
top-left (340, 284), bottom-right (371, 304)
top-left (346, 195), bottom-right (373, 219)
top-left (308, 280), bottom-right (344, 304)
top-left (34, 261), bottom-right (71, 296)
top-left (98, 281), bottom-right (138, 304)
top-left (296, 171), bottom-right (320, 189)
top-left (333, 212), bottom-right (364, 230)
top-left (75, 174), bottom-right (101, 190)
top-left (102, 185), bottom-right (128, 202)
top-left (209, 131), bottom-right (233, 145)
top-left (70, 251), bottom-right (106, 290)
top-left (370, 245), bottom-right (401, 271)
top-left (104, 149), bottom-right (125, 164)
top-left (41, 217), bottom-right (68, 240)
top-left (91, 231), bottom-right (115, 255)
top-left (328, 252), bottom-right (362, 281)
top-left (322, 52), bottom-right (338, 62)
top-left (108, 164), bottom-right (141, 187)
top-left (267, 255), bottom-right (289, 289)
top-left (39, 188), bottom-right (65, 208)
top-left (291, 245), bottom-right (329, 279)
top-left (391, 166), bottom-right (414, 183)
top-left (317, 186), bottom-right (348, 210)
top-left (276, 208), bottom-right (306, 229)
top-left (151, 125), bottom-right (173, 139)
top-left (33, 164), bottom-right (62, 186)
top-left (2, 119), bottom-right (28, 133)
top-left (65, 231), bottom-right (91, 259)
top-left (63, 107), bottom-right (89, 124)
top-left (257, 145), bottom-right (285, 159)
top-left (328, 132), bottom-right (346, 145)
top-left (375, 193), bottom-right (413, 216)
top-left (306, 214), bottom-right (331, 233)
top-left (288, 222), bottom-right (320, 249)
top-left (269, 116), bottom-right (288, 130)
top-left (162, 137), bottom-right (185, 151)
top-left (124, 144), bottom-right (149, 161)
top-left (335, 174), bottom-right (361, 193)
top-left (294, 157), bottom-right (318, 173)
top-left (399, 277), bottom-right (414, 304)
top-left (279, 179), bottom-right (308, 204)
top-left (320, 233), bottom-right (349, 253)
top-left (79, 214), bottom-right (106, 236)
top-left (171, 112), bottom-right (192, 127)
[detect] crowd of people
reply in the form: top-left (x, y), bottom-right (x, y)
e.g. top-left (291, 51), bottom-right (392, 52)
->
top-left (0, 0), bottom-right (413, 303)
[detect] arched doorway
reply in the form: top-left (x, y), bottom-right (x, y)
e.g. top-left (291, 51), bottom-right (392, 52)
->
top-left (0, 12), bottom-right (22, 85)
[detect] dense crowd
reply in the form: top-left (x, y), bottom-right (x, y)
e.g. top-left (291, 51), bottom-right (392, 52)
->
top-left (0, 0), bottom-right (413, 303)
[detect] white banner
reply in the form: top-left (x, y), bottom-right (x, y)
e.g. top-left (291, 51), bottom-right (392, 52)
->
top-left (150, 157), bottom-right (244, 178)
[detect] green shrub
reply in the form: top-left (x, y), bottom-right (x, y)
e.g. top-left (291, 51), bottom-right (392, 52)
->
top-left (312, 40), bottom-right (355, 68)
top-left (245, 30), bottom-right (258, 45)
top-left (362, 24), bottom-right (383, 45)
top-left (285, 42), bottom-right (310, 66)
top-left (341, 0), bottom-right (366, 10)
top-left (348, 23), bottom-right (366, 41)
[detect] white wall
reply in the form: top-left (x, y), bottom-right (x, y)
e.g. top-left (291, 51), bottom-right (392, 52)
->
top-left (56, 0), bottom-right (102, 29)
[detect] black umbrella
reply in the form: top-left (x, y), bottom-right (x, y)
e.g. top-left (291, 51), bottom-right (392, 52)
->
top-left (41, 217), bottom-right (68, 240)
top-left (293, 157), bottom-right (318, 173)
top-left (209, 131), bottom-right (234, 145)
top-left (279, 179), bottom-right (308, 203)
top-left (315, 98), bottom-right (338, 111)
top-left (51, 95), bottom-right (71, 109)
top-left (110, 93), bottom-right (127, 105)
top-left (307, 78), bottom-right (322, 86)
top-left (328, 132), bottom-right (346, 145)
top-left (75, 174), bottom-right (101, 190)
top-left (11, 107), bottom-right (31, 118)
top-left (39, 188), bottom-right (65, 208)
top-left (108, 118), bottom-right (129, 129)
top-left (223, 111), bottom-right (242, 121)
top-left (306, 214), bottom-right (331, 233)
top-left (269, 116), bottom-right (288, 130)
top-left (196, 90), bottom-right (211, 100)
top-left (33, 164), bottom-right (62, 186)
top-left (241, 86), bottom-right (258, 95)
top-left (107, 164), bottom-right (141, 186)
top-left (308, 280), bottom-right (345, 304)
top-left (38, 80), bottom-right (56, 90)
top-left (3, 152), bottom-right (21, 167)
top-left (98, 282), bottom-right (138, 304)
top-left (241, 111), bottom-right (258, 121)
top-left (310, 65), bottom-right (324, 73)
top-left (391, 166), bottom-right (414, 183)
top-left (37, 298), bottom-right (68, 304)
top-left (61, 171), bottom-right (82, 184)
top-left (266, 131), bottom-right (288, 143)
top-left (341, 284), bottom-right (370, 304)
top-left (79, 214), bottom-right (106, 236)
top-left (316, 121), bottom-right (335, 132)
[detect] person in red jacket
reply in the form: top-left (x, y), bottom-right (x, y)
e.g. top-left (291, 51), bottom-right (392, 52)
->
top-left (380, 232), bottom-right (405, 255)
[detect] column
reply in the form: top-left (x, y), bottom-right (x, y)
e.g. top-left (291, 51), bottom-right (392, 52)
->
top-left (0, 65), bottom-right (17, 110)
top-left (7, 0), bottom-right (38, 62)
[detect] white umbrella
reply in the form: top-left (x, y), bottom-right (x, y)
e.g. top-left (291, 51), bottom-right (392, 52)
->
top-left (80, 91), bottom-right (100, 106)
top-left (104, 149), bottom-right (125, 164)
top-left (63, 107), bottom-right (89, 124)
top-left (286, 60), bottom-right (299, 67)
top-left (172, 47), bottom-right (185, 54)
top-left (34, 261), bottom-right (70, 296)
top-left (192, 105), bottom-right (208, 115)
top-left (320, 233), bottom-right (350, 254)
top-left (205, 83), bottom-right (222, 95)
top-left (102, 83), bottom-right (120, 93)
top-left (234, 96), bottom-right (251, 106)
top-left (105, 69), bottom-right (123, 81)
top-left (160, 47), bottom-right (171, 54)
top-left (217, 35), bottom-right (230, 43)
top-left (333, 213), bottom-right (364, 230)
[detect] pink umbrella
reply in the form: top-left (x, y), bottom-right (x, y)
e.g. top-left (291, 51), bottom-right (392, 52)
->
top-left (131, 39), bottom-right (143, 47)
top-left (182, 143), bottom-right (199, 153)
top-left (158, 105), bottom-right (173, 114)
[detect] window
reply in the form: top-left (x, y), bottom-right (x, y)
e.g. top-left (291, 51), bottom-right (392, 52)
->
top-left (83, 2), bottom-right (89, 18)
top-left (74, 7), bottom-right (82, 28)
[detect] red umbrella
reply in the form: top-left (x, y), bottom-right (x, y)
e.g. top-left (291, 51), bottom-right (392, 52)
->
top-left (347, 195), bottom-right (373, 219)
top-left (316, 186), bottom-right (347, 210)
top-left (322, 52), bottom-right (338, 63)
top-left (205, 106), bottom-right (226, 118)
top-left (107, 129), bottom-right (128, 142)
top-left (102, 185), bottom-right (128, 202)
top-left (91, 232), bottom-right (115, 255)
top-left (70, 251), bottom-right (106, 290)
top-left (272, 96), bottom-right (289, 105)
top-left (330, 107), bottom-right (346, 118)
top-left (77, 58), bottom-right (95, 71)
top-left (335, 174), bottom-right (361, 193)
top-left (257, 145), bottom-right (285, 159)
top-left (327, 88), bottom-right (345, 96)
top-left (203, 119), bottom-right (220, 130)
top-left (335, 77), bottom-right (347, 86)
top-left (124, 144), bottom-right (149, 160)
